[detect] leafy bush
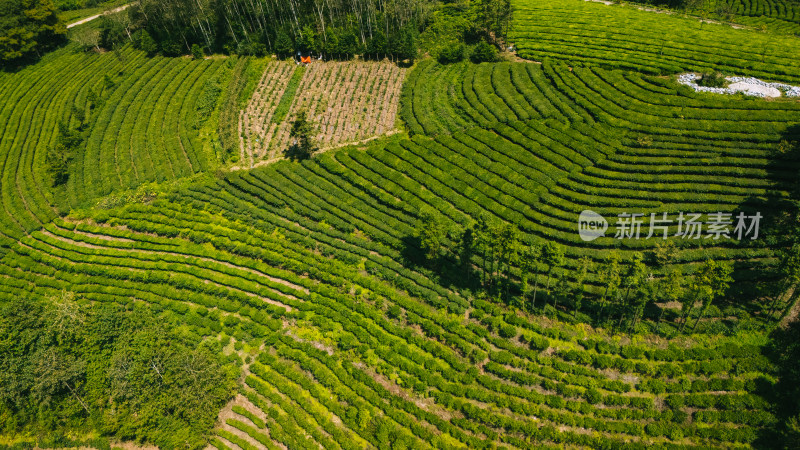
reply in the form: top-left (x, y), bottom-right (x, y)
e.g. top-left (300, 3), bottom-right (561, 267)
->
top-left (470, 41), bottom-right (498, 63)
top-left (498, 324), bottom-right (517, 338)
top-left (437, 44), bottom-right (465, 64)
top-left (698, 72), bottom-right (726, 87)
top-left (192, 44), bottom-right (204, 59)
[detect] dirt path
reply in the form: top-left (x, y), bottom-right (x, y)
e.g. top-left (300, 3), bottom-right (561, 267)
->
top-left (67, 3), bottom-right (132, 29)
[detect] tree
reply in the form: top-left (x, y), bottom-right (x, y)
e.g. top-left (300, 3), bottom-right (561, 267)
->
top-left (134, 29), bottom-right (159, 55)
top-left (474, 214), bottom-right (496, 287)
top-left (495, 222), bottom-right (520, 298)
top-left (191, 43), bottom-right (204, 59)
top-left (617, 252), bottom-right (646, 328)
top-left (274, 29), bottom-right (294, 58)
top-left (678, 260), bottom-right (731, 333)
top-left (416, 209), bottom-right (448, 262)
top-left (99, 11), bottom-right (132, 49)
top-left (286, 110), bottom-right (316, 160)
top-left (690, 260), bottom-right (733, 332)
top-left (46, 121), bottom-right (83, 186)
top-left (437, 44), bottom-right (465, 64)
top-left (0, 0), bottom-right (66, 64)
top-left (72, 26), bottom-right (101, 52)
top-left (477, 0), bottom-right (513, 40)
top-left (459, 224), bottom-right (476, 283)
top-left (519, 243), bottom-right (541, 311)
top-left (471, 41), bottom-right (497, 63)
top-left (656, 269), bottom-right (683, 332)
top-left (541, 242), bottom-right (565, 307)
top-left (653, 240), bottom-right (678, 267)
top-left (298, 24), bottom-right (318, 54)
top-left (598, 251), bottom-right (622, 320)
top-left (679, 263), bottom-right (711, 332)
top-left (366, 29), bottom-right (387, 59)
top-left (573, 256), bottom-right (593, 315)
top-left (0, 296), bottom-right (237, 447)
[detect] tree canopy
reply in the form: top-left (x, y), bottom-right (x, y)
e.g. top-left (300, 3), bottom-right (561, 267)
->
top-left (0, 0), bottom-right (66, 65)
top-left (0, 294), bottom-right (238, 447)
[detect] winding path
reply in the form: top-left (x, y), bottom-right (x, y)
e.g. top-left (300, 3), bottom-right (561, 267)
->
top-left (66, 3), bottom-right (132, 29)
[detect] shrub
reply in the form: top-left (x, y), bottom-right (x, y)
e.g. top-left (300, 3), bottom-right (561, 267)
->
top-left (584, 388), bottom-right (601, 404)
top-left (437, 44), bottom-right (465, 64)
top-left (528, 335), bottom-right (550, 351)
top-left (498, 324), bottom-right (517, 338)
top-left (471, 41), bottom-right (498, 63)
top-left (698, 72), bottom-right (726, 88)
top-left (191, 44), bottom-right (204, 60)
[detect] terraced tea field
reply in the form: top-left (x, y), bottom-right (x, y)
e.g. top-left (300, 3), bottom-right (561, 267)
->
top-left (0, 196), bottom-right (778, 449)
top-left (2, 0), bottom-right (800, 446)
top-left (239, 61), bottom-right (406, 167)
top-left (403, 60), bottom-right (798, 289)
top-left (0, 45), bottom-right (240, 254)
top-left (2, 55), bottom-right (797, 446)
top-left (510, 0), bottom-right (800, 81)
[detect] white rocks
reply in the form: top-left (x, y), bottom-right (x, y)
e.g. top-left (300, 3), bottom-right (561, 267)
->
top-left (677, 73), bottom-right (800, 98)
top-left (727, 81), bottom-right (781, 98)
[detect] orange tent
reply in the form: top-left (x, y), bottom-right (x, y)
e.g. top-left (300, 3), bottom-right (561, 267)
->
top-left (301, 56), bottom-right (312, 64)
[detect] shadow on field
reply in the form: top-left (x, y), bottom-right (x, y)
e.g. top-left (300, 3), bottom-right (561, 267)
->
top-left (399, 235), bottom-right (484, 294)
top-left (754, 320), bottom-right (800, 448)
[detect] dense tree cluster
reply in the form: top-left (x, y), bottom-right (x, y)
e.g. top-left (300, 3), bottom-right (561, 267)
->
top-left (122, 0), bottom-right (430, 58)
top-left (0, 294), bottom-right (238, 446)
top-left (411, 211), bottom-right (800, 334)
top-left (0, 0), bottom-right (66, 65)
top-left (94, 0), bottom-right (513, 59)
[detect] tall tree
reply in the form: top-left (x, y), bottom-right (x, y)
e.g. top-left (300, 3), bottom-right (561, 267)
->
top-left (540, 241), bottom-right (565, 308)
top-left (690, 260), bottom-right (733, 332)
top-left (495, 222), bottom-right (520, 299)
top-left (287, 109), bottom-right (316, 160)
top-left (416, 209), bottom-right (448, 262)
top-left (572, 256), bottom-right (593, 315)
top-left (617, 252), bottom-right (646, 328)
top-left (598, 251), bottom-right (622, 320)
top-left (520, 242), bottom-right (541, 312)
top-left (656, 269), bottom-right (683, 332)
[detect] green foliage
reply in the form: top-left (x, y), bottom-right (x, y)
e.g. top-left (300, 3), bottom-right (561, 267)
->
top-left (192, 43), bottom-right (204, 60)
top-left (477, 0), bottom-right (512, 38)
top-left (134, 29), bottom-right (158, 55)
top-left (0, 295), bottom-right (237, 446)
top-left (510, 0), bottom-right (800, 81)
top-left (46, 121), bottom-right (83, 187)
top-left (0, 0), bottom-right (66, 64)
top-left (470, 41), bottom-right (497, 63)
top-left (698, 72), bottom-right (726, 87)
top-left (416, 209), bottom-right (448, 261)
top-left (437, 44), bottom-right (465, 64)
top-left (196, 77), bottom-right (223, 127)
top-left (286, 110), bottom-right (316, 160)
top-left (272, 66), bottom-right (305, 124)
top-left (98, 12), bottom-right (130, 49)
top-left (275, 29), bottom-right (293, 58)
top-left (130, 0), bottom-right (431, 60)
